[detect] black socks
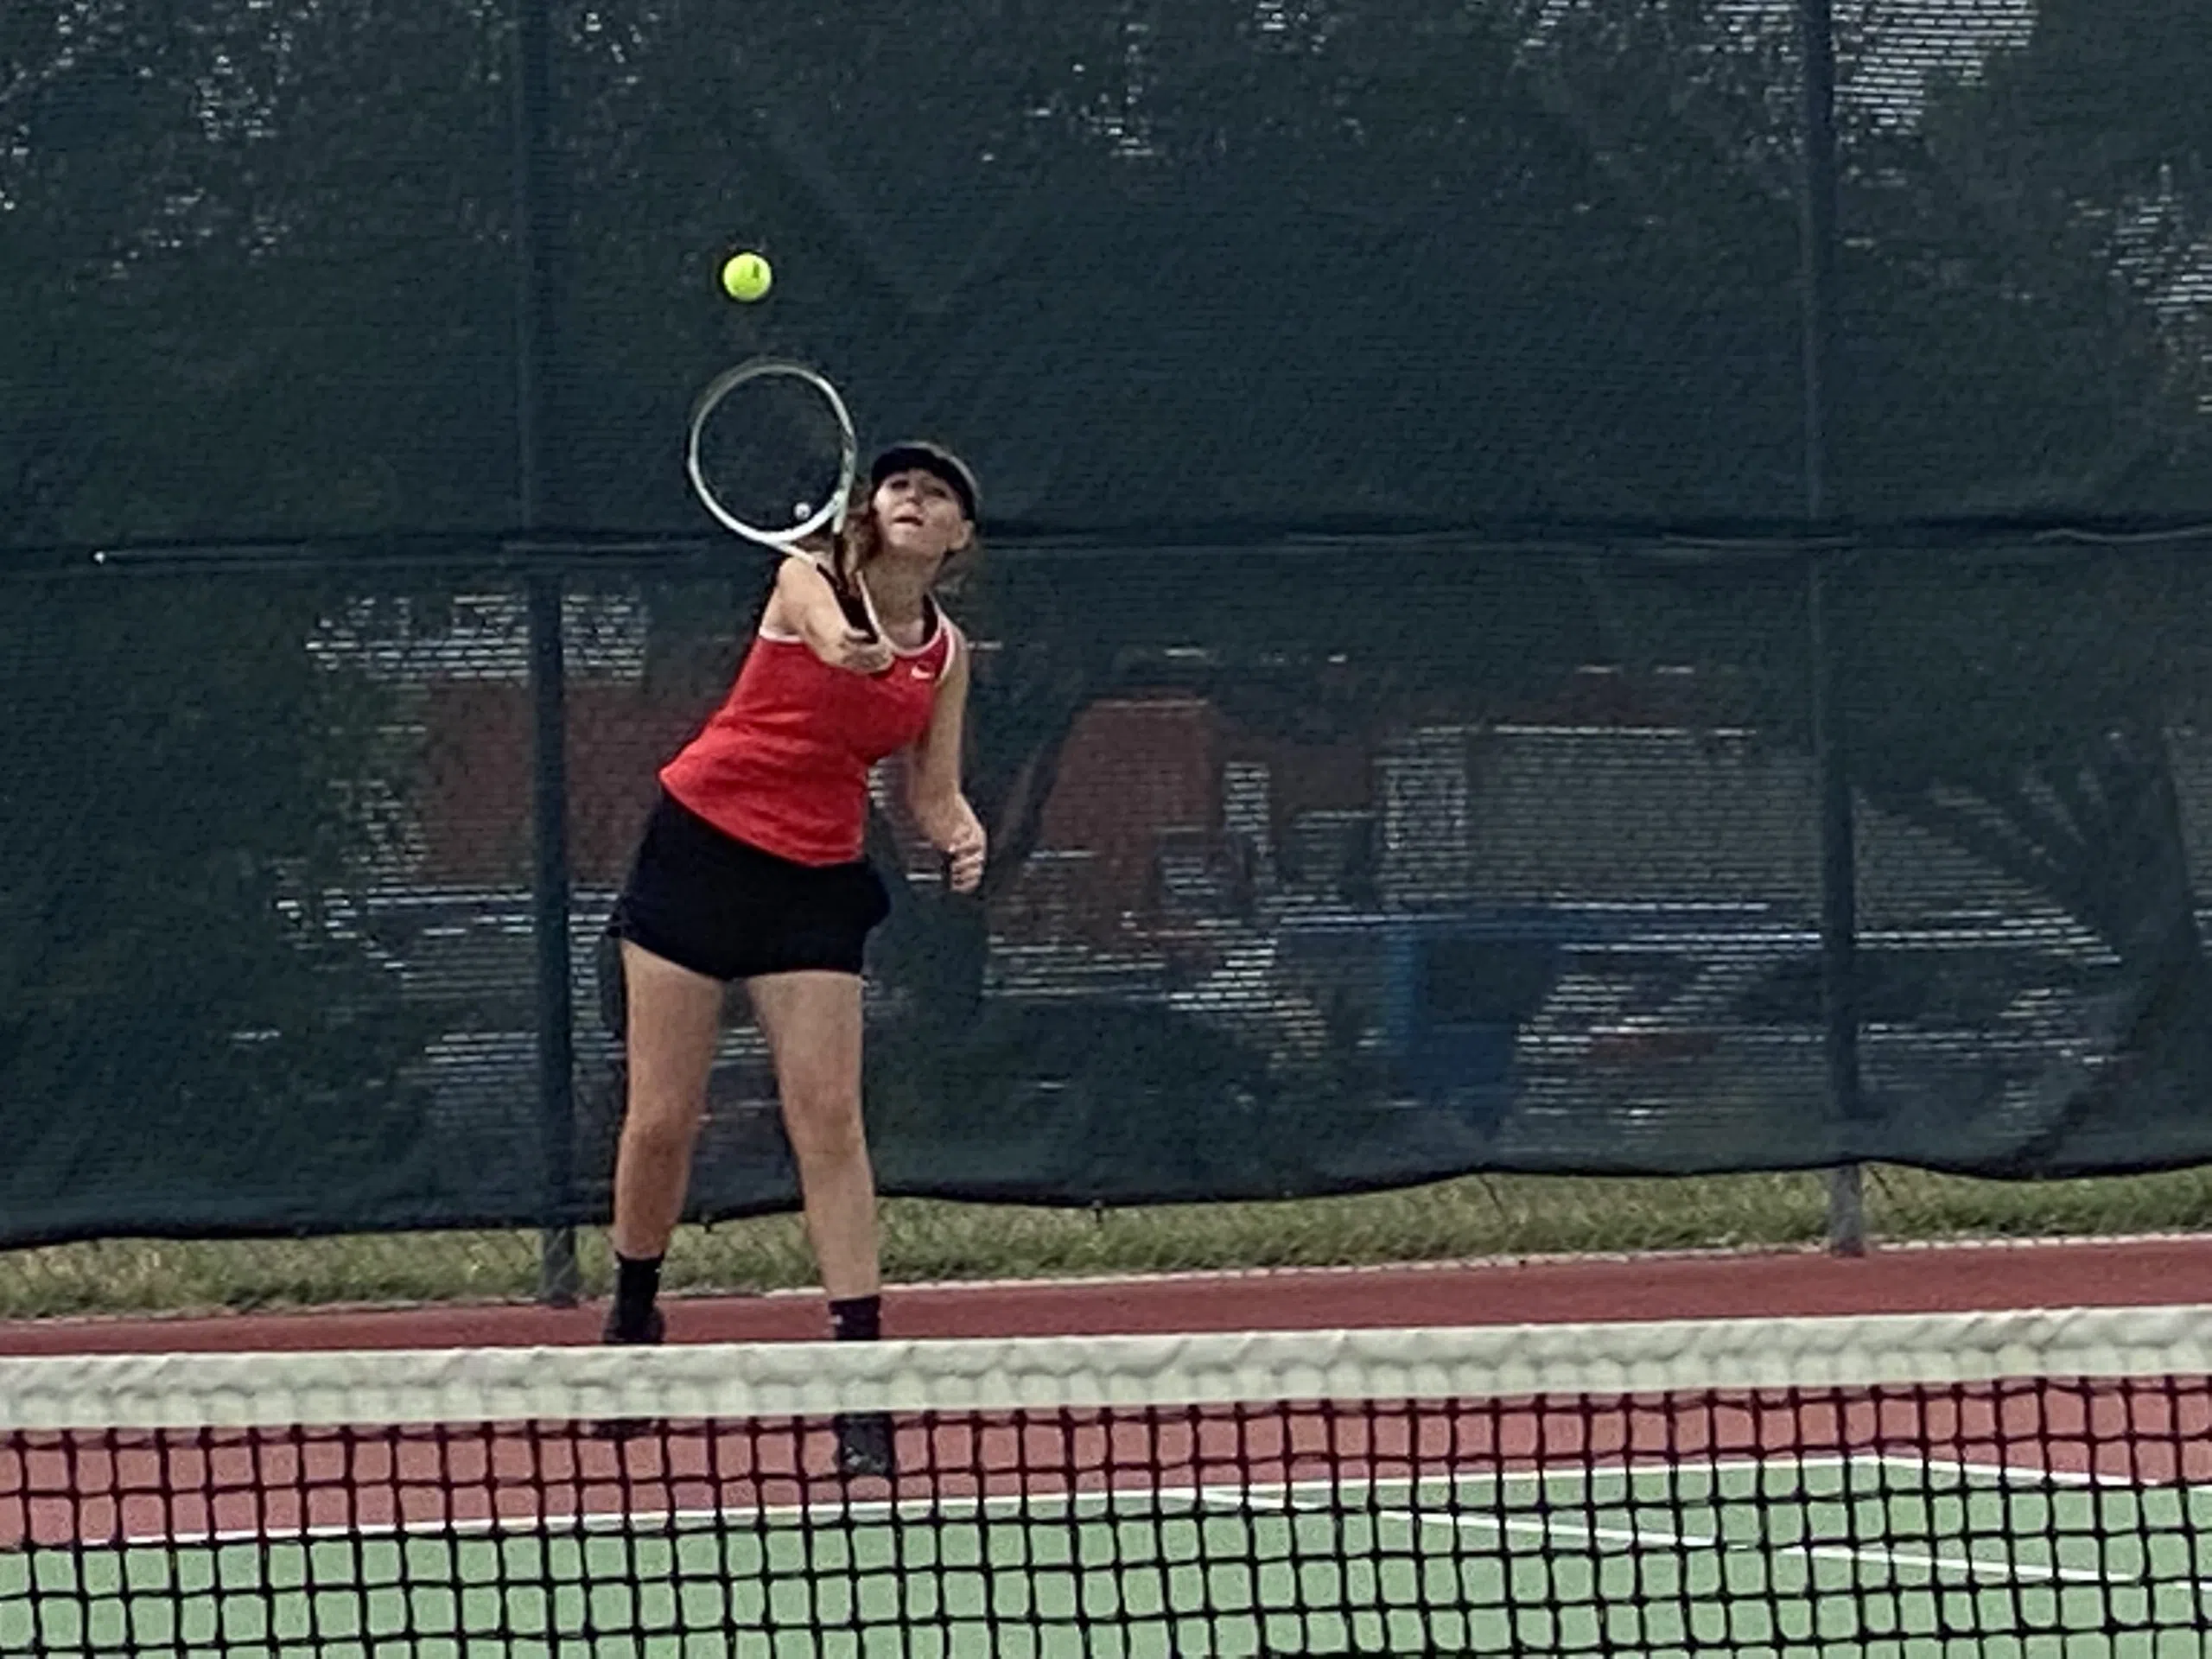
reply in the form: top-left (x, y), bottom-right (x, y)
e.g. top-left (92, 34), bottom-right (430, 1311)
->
top-left (611, 1268), bottom-right (876, 1352)
top-left (609, 1253), bottom-right (664, 1342)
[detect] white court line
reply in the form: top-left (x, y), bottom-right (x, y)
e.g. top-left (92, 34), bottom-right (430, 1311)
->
top-left (36, 1473), bottom-right (1419, 1553)
top-left (1378, 1453), bottom-right (2212, 1599)
top-left (1384, 1500), bottom-right (2117, 1587)
top-left (1855, 1452), bottom-right (2212, 1605)
top-left (46, 1446), bottom-right (2211, 1609)
top-left (55, 1452), bottom-right (1839, 1551)
top-left (1870, 1452), bottom-right (2192, 1491)
top-left (1170, 1463), bottom-right (2122, 1588)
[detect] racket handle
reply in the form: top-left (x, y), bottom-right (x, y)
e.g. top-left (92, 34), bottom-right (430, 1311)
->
top-left (817, 546), bottom-right (872, 639)
top-left (834, 585), bottom-right (877, 641)
top-left (847, 566), bottom-right (887, 644)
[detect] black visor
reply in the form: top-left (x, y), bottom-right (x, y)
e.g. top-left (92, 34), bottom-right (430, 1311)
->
top-left (870, 441), bottom-right (980, 523)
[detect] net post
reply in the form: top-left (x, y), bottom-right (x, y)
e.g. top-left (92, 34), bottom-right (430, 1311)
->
top-left (513, 0), bottom-right (580, 1305)
top-left (1798, 0), bottom-right (1866, 1256)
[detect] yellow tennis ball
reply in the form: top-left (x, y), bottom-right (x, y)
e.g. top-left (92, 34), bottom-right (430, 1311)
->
top-left (721, 251), bottom-right (772, 302)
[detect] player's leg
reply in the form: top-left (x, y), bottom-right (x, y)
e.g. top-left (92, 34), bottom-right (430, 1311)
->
top-left (747, 968), bottom-right (892, 1476)
top-left (747, 969), bottom-right (880, 1302)
top-left (605, 940), bottom-right (724, 1342)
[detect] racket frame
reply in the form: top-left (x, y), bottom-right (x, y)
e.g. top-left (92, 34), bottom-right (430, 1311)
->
top-left (683, 357), bottom-right (859, 550)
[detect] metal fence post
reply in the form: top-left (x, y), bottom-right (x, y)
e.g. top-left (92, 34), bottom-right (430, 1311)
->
top-left (1798, 0), bottom-right (1866, 1255)
top-left (514, 0), bottom-right (580, 1304)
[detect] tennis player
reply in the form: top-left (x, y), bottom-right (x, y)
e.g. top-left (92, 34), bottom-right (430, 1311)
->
top-left (601, 441), bottom-right (985, 1477)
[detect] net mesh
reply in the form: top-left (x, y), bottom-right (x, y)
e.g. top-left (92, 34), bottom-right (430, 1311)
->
top-left (5, 1306), bottom-right (2209, 1655)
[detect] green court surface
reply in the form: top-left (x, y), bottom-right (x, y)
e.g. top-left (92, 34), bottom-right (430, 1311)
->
top-left (6, 1457), bottom-right (2209, 1657)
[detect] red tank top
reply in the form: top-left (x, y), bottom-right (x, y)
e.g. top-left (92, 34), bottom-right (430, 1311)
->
top-left (660, 601), bottom-right (957, 866)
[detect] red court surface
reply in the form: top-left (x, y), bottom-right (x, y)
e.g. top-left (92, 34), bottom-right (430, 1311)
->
top-left (1, 1233), bottom-right (2205, 1357)
top-left (15, 1381), bottom-right (2209, 1549)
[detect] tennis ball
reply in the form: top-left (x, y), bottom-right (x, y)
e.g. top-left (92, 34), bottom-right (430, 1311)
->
top-left (721, 251), bottom-right (772, 302)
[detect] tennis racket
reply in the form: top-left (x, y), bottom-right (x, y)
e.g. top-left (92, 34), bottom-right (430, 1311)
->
top-left (685, 358), bottom-right (859, 550)
top-left (684, 355), bottom-right (888, 645)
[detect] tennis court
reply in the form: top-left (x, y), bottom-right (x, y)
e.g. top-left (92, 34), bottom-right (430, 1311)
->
top-left (8, 1309), bottom-right (2212, 1656)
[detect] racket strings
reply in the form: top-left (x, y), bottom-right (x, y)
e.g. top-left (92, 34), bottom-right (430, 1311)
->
top-left (687, 362), bottom-right (855, 545)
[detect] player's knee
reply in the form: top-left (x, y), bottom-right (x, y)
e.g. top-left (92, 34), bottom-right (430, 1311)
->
top-left (622, 1090), bottom-right (705, 1158)
top-left (783, 1089), bottom-right (868, 1168)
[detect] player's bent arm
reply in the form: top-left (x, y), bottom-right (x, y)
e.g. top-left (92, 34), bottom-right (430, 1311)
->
top-left (766, 552), bottom-right (874, 669)
top-left (905, 634), bottom-right (981, 852)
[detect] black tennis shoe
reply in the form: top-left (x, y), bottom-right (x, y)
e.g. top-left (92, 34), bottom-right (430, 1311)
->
top-left (834, 1411), bottom-right (896, 1480)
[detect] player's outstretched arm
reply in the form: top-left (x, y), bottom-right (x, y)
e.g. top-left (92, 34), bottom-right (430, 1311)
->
top-left (906, 635), bottom-right (986, 893)
top-left (768, 553), bottom-right (892, 676)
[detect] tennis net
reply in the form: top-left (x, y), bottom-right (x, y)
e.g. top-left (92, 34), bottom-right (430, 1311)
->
top-left (3, 1304), bottom-right (2209, 1656)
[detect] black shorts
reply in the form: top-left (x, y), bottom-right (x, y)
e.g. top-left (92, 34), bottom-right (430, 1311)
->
top-left (608, 791), bottom-right (891, 984)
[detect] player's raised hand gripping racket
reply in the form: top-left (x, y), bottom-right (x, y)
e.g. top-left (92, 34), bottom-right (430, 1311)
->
top-left (685, 358), bottom-right (858, 550)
